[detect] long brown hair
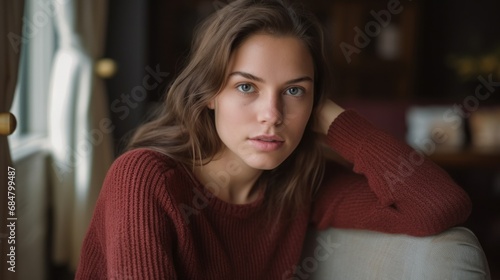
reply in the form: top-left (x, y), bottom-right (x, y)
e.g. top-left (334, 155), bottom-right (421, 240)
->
top-left (128, 0), bottom-right (333, 220)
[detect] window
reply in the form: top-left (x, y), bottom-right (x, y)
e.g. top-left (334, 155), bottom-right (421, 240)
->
top-left (10, 0), bottom-right (56, 157)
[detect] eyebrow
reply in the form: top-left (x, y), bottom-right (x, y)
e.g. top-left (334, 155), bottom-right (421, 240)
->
top-left (228, 71), bottom-right (313, 85)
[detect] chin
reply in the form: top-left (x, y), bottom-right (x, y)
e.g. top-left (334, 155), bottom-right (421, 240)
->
top-left (244, 155), bottom-right (288, 170)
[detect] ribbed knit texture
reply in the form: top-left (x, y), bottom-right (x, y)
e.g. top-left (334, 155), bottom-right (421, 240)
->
top-left (75, 110), bottom-right (471, 279)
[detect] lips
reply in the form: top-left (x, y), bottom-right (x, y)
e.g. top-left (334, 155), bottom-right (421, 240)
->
top-left (249, 135), bottom-right (284, 151)
top-left (250, 135), bottom-right (284, 142)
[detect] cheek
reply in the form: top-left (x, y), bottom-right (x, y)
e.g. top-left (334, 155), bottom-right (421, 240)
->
top-left (296, 111), bottom-right (313, 136)
top-left (285, 102), bottom-right (313, 130)
top-left (215, 98), bottom-right (251, 133)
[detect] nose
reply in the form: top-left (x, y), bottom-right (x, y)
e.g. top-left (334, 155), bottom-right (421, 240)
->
top-left (257, 91), bottom-right (283, 126)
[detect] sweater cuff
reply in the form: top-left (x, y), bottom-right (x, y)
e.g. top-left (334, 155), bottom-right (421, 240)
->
top-left (325, 109), bottom-right (378, 163)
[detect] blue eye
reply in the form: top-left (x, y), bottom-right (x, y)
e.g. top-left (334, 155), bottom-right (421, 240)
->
top-left (236, 83), bottom-right (255, 94)
top-left (286, 87), bottom-right (304, 96)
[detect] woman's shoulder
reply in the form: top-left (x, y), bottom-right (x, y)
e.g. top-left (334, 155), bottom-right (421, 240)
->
top-left (98, 148), bottom-right (199, 223)
top-left (103, 148), bottom-right (185, 194)
top-left (95, 149), bottom-right (191, 241)
top-left (113, 148), bottom-right (178, 170)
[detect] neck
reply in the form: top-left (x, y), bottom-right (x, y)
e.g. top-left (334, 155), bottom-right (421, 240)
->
top-left (193, 151), bottom-right (263, 205)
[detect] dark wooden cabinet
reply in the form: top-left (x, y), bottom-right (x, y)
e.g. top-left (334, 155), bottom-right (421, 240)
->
top-left (329, 0), bottom-right (420, 100)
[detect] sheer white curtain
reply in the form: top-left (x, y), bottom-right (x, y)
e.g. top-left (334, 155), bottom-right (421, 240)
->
top-left (47, 0), bottom-right (112, 270)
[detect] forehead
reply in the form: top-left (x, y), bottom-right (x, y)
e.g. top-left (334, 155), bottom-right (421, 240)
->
top-left (227, 33), bottom-right (314, 80)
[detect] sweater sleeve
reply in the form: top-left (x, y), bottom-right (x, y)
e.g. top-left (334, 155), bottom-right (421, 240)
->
top-left (76, 149), bottom-right (179, 279)
top-left (311, 110), bottom-right (472, 236)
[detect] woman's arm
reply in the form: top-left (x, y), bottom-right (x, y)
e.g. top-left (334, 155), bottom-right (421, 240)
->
top-left (311, 100), bottom-right (472, 236)
top-left (76, 149), bottom-right (179, 279)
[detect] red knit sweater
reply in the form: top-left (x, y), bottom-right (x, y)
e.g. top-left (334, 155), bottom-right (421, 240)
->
top-left (76, 110), bottom-right (471, 279)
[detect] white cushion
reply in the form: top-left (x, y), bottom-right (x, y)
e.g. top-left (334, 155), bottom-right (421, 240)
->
top-left (299, 227), bottom-right (490, 280)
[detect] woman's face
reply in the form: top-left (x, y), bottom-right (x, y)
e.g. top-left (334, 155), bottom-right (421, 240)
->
top-left (209, 33), bottom-right (315, 170)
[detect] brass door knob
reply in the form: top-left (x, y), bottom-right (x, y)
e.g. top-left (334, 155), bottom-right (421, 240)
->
top-left (95, 58), bottom-right (118, 79)
top-left (0, 112), bottom-right (17, 135)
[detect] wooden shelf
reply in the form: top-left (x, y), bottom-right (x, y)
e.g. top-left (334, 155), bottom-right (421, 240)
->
top-left (429, 148), bottom-right (500, 169)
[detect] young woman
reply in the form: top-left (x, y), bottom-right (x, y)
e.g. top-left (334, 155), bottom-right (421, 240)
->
top-left (76, 0), bottom-right (471, 279)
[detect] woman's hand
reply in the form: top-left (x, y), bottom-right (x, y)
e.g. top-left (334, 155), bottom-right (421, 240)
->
top-left (315, 99), bottom-right (345, 135)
